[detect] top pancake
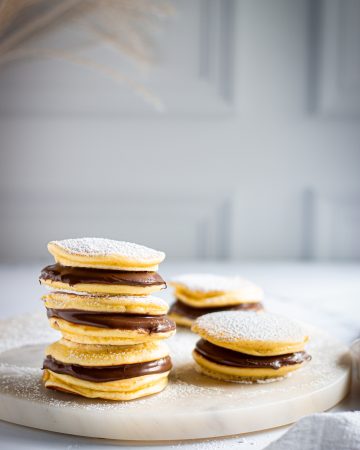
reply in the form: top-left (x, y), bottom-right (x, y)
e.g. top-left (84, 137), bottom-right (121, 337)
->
top-left (48, 238), bottom-right (165, 271)
top-left (191, 311), bottom-right (309, 356)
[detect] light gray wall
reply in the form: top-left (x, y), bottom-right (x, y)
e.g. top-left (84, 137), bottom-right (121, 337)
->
top-left (1, 0), bottom-right (360, 262)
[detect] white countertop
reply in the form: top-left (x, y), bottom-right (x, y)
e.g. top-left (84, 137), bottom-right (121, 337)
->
top-left (0, 261), bottom-right (359, 450)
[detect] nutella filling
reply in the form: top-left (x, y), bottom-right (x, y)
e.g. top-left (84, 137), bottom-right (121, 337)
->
top-left (170, 300), bottom-right (263, 320)
top-left (40, 263), bottom-right (166, 287)
top-left (43, 355), bottom-right (172, 382)
top-left (47, 308), bottom-right (176, 333)
top-left (195, 339), bottom-right (311, 370)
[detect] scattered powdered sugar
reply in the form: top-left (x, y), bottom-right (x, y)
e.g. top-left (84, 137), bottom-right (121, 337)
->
top-left (0, 312), bottom-right (57, 353)
top-left (170, 437), bottom-right (248, 449)
top-left (0, 313), bottom-right (348, 420)
top-left (49, 238), bottom-right (165, 261)
top-left (193, 311), bottom-right (307, 343)
top-left (171, 273), bottom-right (260, 293)
top-left (255, 374), bottom-right (291, 384)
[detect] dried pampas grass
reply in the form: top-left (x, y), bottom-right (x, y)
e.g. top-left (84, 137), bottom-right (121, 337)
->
top-left (0, 0), bottom-right (174, 111)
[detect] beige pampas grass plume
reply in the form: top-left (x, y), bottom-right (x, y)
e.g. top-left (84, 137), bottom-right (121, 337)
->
top-left (0, 0), bottom-right (174, 111)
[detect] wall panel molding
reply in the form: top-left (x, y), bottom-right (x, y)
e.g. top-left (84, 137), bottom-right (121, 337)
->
top-left (0, 192), bottom-right (234, 262)
top-left (199, 0), bottom-right (236, 104)
top-left (302, 189), bottom-right (360, 260)
top-left (317, 0), bottom-right (360, 115)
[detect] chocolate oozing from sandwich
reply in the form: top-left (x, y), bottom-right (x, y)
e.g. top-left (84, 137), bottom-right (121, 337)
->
top-left (170, 300), bottom-right (263, 320)
top-left (43, 355), bottom-right (172, 382)
top-left (47, 308), bottom-right (176, 333)
top-left (40, 263), bottom-right (166, 287)
top-left (195, 339), bottom-right (311, 370)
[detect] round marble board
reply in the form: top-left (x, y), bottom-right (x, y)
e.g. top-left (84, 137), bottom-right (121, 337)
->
top-left (0, 313), bottom-right (351, 441)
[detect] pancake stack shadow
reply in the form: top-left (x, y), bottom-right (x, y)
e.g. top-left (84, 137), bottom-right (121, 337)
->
top-left (39, 238), bottom-right (176, 401)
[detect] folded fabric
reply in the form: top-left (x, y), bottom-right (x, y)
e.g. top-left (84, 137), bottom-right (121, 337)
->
top-left (265, 412), bottom-right (360, 450)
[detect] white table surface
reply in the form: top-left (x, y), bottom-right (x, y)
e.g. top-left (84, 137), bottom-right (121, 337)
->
top-left (0, 261), bottom-right (359, 450)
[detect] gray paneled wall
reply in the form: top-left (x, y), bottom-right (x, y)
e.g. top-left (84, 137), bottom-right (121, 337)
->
top-left (0, 0), bottom-right (360, 262)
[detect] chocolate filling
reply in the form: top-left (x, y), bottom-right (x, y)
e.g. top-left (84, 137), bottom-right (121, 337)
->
top-left (47, 308), bottom-right (176, 333)
top-left (43, 355), bottom-right (172, 382)
top-left (40, 263), bottom-right (166, 287)
top-left (195, 339), bottom-right (311, 370)
top-left (170, 300), bottom-right (263, 320)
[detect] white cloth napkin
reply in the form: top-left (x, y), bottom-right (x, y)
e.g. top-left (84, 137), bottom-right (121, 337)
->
top-left (265, 412), bottom-right (360, 450)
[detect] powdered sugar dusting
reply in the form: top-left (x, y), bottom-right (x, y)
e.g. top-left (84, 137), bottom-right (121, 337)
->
top-left (193, 311), bottom-right (307, 343)
top-left (0, 313), bottom-right (57, 353)
top-left (50, 238), bottom-right (165, 261)
top-left (171, 273), bottom-right (261, 293)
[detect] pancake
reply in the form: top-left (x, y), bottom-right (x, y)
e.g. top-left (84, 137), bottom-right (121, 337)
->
top-left (48, 238), bottom-right (165, 271)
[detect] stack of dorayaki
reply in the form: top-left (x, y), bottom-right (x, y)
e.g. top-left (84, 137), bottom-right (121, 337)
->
top-left (191, 311), bottom-right (311, 382)
top-left (39, 238), bottom-right (175, 400)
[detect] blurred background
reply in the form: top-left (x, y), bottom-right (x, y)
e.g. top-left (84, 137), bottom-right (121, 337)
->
top-left (0, 0), bottom-right (360, 264)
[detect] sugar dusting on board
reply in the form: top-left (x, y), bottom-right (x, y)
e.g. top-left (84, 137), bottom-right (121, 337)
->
top-left (0, 313), bottom-right (348, 413)
top-left (193, 311), bottom-right (307, 343)
top-left (49, 238), bottom-right (165, 261)
top-left (170, 437), bottom-right (249, 449)
top-left (0, 313), bottom-right (57, 353)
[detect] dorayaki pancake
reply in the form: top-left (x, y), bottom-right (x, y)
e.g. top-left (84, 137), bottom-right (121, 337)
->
top-left (191, 311), bottom-right (311, 382)
top-left (43, 370), bottom-right (169, 400)
top-left (43, 291), bottom-right (169, 315)
top-left (170, 273), bottom-right (263, 308)
top-left (45, 338), bottom-right (169, 365)
top-left (48, 238), bottom-right (165, 271)
top-left (42, 339), bottom-right (171, 400)
top-left (39, 264), bottom-right (166, 295)
top-left (169, 300), bottom-right (263, 328)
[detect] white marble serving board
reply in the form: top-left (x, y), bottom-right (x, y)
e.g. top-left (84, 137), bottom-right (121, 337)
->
top-left (0, 313), bottom-right (351, 441)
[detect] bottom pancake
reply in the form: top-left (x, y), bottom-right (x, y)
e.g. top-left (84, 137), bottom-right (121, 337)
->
top-left (169, 300), bottom-right (263, 328)
top-left (43, 369), bottom-right (169, 400)
top-left (193, 339), bottom-right (311, 382)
